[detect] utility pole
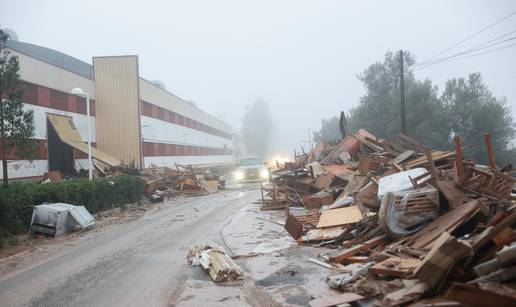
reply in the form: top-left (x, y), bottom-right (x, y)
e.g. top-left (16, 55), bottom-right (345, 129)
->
top-left (308, 128), bottom-right (313, 151)
top-left (399, 50), bottom-right (406, 134)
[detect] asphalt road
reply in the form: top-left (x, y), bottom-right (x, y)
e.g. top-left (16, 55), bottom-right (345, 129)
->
top-left (0, 188), bottom-right (260, 307)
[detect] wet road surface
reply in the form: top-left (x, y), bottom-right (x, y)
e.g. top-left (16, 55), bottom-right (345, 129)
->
top-left (0, 189), bottom-right (260, 307)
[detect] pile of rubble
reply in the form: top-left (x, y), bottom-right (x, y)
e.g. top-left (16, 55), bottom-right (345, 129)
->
top-left (140, 163), bottom-right (224, 202)
top-left (43, 161), bottom-right (225, 205)
top-left (265, 128), bottom-right (516, 306)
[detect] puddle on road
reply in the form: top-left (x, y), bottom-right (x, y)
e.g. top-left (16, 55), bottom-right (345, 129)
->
top-left (254, 265), bottom-right (305, 288)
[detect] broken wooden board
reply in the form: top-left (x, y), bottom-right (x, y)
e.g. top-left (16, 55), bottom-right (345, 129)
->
top-left (309, 293), bottom-right (364, 307)
top-left (199, 180), bottom-right (219, 193)
top-left (390, 150), bottom-right (415, 165)
top-left (407, 199), bottom-right (480, 249)
top-left (342, 173), bottom-right (369, 195)
top-left (298, 226), bottom-right (348, 243)
top-left (329, 234), bottom-right (387, 263)
top-left (344, 256), bottom-right (370, 263)
top-left (322, 136), bottom-right (362, 162)
top-left (302, 192), bottom-right (334, 209)
top-left (314, 172), bottom-right (335, 190)
top-left (415, 232), bottom-right (472, 290)
top-left (284, 209), bottom-right (321, 240)
top-left (329, 244), bottom-right (365, 263)
top-left (433, 180), bottom-right (471, 209)
top-left (369, 256), bottom-right (422, 278)
top-left (321, 165), bottom-right (354, 181)
top-left (444, 282), bottom-right (516, 307)
top-left (404, 151), bottom-right (455, 169)
top-left (471, 212), bottom-right (516, 252)
top-left (284, 211), bottom-right (304, 240)
top-left (316, 206), bottom-right (363, 228)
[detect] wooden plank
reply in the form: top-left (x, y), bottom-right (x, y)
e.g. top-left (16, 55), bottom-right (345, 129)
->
top-left (343, 256), bottom-right (370, 263)
top-left (329, 244), bottom-right (365, 263)
top-left (316, 206), bottom-right (363, 228)
top-left (404, 151), bottom-right (455, 169)
top-left (408, 200), bottom-right (479, 249)
top-left (309, 293), bottom-right (364, 307)
top-left (433, 180), bottom-right (470, 209)
top-left (483, 133), bottom-right (497, 169)
top-left (298, 226), bottom-right (348, 243)
top-left (454, 135), bottom-right (465, 182)
top-left (425, 150), bottom-right (438, 180)
top-left (390, 150), bottom-right (415, 165)
top-left (444, 283), bottom-right (516, 307)
top-left (369, 256), bottom-right (422, 278)
top-left (321, 165), bottom-right (354, 180)
top-left (415, 232), bottom-right (471, 290)
top-left (471, 212), bottom-right (516, 251)
top-left (362, 234), bottom-right (387, 248)
top-left (307, 258), bottom-right (333, 269)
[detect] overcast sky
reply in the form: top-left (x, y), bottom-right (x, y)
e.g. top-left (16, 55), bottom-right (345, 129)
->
top-left (1, 0), bottom-right (515, 156)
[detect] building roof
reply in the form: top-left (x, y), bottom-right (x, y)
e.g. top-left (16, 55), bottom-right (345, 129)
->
top-left (6, 40), bottom-right (93, 79)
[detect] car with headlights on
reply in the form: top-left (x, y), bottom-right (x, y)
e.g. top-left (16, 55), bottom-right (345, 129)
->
top-left (233, 156), bottom-right (270, 183)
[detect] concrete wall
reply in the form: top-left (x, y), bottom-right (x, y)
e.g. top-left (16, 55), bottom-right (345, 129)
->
top-left (139, 78), bottom-right (231, 133)
top-left (143, 156), bottom-right (233, 168)
top-left (11, 50), bottom-right (95, 99)
top-left (141, 116), bottom-right (231, 148)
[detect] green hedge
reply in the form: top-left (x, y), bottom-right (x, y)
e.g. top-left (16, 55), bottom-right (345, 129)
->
top-left (0, 175), bottom-right (144, 242)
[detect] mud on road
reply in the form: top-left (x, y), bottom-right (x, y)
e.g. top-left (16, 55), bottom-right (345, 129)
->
top-left (0, 185), bottom-right (341, 307)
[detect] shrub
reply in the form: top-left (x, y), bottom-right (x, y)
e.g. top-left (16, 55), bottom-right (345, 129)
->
top-left (0, 175), bottom-right (144, 242)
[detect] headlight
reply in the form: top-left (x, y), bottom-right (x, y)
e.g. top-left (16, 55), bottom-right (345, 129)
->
top-left (259, 168), bottom-right (269, 179)
top-left (234, 170), bottom-right (244, 180)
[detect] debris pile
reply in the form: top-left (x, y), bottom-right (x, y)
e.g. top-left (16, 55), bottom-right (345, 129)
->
top-left (270, 128), bottom-right (516, 306)
top-left (187, 243), bottom-right (244, 282)
top-left (44, 160), bottom-right (224, 203)
top-left (139, 163), bottom-right (224, 201)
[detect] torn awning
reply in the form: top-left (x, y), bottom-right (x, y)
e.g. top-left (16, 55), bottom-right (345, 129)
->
top-left (47, 114), bottom-right (122, 167)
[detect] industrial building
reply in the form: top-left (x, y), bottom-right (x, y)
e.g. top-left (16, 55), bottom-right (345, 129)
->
top-left (2, 40), bottom-right (235, 180)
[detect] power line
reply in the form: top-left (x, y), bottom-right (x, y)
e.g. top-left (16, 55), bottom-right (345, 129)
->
top-left (416, 35), bottom-right (516, 69)
top-left (414, 41), bottom-right (516, 70)
top-left (415, 10), bottom-right (516, 66)
top-left (466, 29), bottom-right (516, 51)
top-left (414, 29), bottom-right (516, 67)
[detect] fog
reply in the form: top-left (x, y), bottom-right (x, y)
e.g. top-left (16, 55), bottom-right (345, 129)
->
top-left (1, 0), bottom-right (515, 156)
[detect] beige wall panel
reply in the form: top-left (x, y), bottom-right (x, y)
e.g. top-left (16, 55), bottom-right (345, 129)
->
top-left (93, 56), bottom-right (141, 168)
top-left (10, 50), bottom-right (95, 98)
top-left (139, 78), bottom-right (231, 133)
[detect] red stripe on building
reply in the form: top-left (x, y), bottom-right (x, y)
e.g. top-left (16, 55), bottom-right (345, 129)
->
top-left (140, 101), bottom-right (232, 140)
top-left (0, 139), bottom-right (48, 160)
top-left (142, 141), bottom-right (232, 157)
top-left (20, 81), bottom-right (96, 116)
top-left (0, 139), bottom-right (97, 160)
